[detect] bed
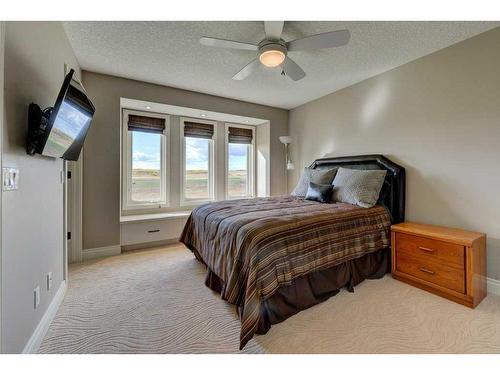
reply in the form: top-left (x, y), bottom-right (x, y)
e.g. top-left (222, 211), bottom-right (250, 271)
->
top-left (180, 154), bottom-right (405, 349)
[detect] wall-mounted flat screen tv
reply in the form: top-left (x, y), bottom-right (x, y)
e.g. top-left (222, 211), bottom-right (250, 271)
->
top-left (27, 69), bottom-right (95, 161)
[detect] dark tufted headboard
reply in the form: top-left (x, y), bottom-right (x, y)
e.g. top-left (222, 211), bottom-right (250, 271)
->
top-left (309, 154), bottom-right (406, 223)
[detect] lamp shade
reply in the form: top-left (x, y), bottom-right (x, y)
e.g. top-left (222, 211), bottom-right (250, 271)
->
top-left (279, 135), bottom-right (292, 144)
top-left (286, 162), bottom-right (295, 170)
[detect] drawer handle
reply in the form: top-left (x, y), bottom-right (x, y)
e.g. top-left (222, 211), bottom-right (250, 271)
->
top-left (418, 246), bottom-right (436, 253)
top-left (147, 229), bottom-right (160, 233)
top-left (419, 267), bottom-right (435, 275)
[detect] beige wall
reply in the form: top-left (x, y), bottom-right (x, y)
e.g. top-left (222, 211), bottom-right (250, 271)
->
top-left (289, 27), bottom-right (500, 280)
top-left (82, 72), bottom-right (288, 249)
top-left (2, 22), bottom-right (81, 353)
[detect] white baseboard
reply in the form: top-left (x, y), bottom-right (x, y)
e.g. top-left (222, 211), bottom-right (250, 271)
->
top-left (487, 277), bottom-right (500, 296)
top-left (82, 245), bottom-right (121, 261)
top-left (22, 280), bottom-right (67, 354)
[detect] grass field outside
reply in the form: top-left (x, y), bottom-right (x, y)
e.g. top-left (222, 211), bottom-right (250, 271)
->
top-left (131, 168), bottom-right (249, 202)
top-left (131, 169), bottom-right (161, 202)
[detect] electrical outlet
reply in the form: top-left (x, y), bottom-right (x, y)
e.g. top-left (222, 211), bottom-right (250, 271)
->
top-left (47, 272), bottom-right (53, 291)
top-left (34, 286), bottom-right (40, 309)
top-left (2, 167), bottom-right (19, 191)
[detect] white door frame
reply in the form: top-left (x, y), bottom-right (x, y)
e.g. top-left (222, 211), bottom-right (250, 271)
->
top-left (0, 20), bottom-right (5, 353)
top-left (63, 161), bottom-right (68, 279)
top-left (63, 64), bottom-right (84, 265)
top-left (67, 156), bottom-right (83, 263)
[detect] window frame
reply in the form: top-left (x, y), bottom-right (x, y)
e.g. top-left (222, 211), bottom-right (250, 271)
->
top-left (121, 109), bottom-right (170, 212)
top-left (224, 123), bottom-right (256, 200)
top-left (180, 116), bottom-right (216, 206)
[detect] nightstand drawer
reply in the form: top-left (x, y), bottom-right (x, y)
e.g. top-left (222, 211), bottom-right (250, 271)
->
top-left (396, 232), bottom-right (465, 269)
top-left (392, 222), bottom-right (486, 308)
top-left (396, 250), bottom-right (465, 293)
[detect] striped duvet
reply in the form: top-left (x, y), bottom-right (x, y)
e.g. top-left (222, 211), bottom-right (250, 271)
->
top-left (180, 195), bottom-right (391, 349)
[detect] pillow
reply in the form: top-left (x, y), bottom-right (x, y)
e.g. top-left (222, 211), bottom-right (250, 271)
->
top-left (331, 167), bottom-right (387, 208)
top-left (305, 182), bottom-right (334, 203)
top-left (291, 167), bottom-right (338, 197)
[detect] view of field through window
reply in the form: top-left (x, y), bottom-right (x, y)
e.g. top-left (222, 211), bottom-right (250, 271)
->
top-left (130, 130), bottom-right (252, 203)
top-left (184, 137), bottom-right (210, 199)
top-left (131, 131), bottom-right (162, 202)
top-left (228, 143), bottom-right (249, 197)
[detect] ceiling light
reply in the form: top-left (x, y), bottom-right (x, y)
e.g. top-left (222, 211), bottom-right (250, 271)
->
top-left (259, 49), bottom-right (285, 68)
top-left (244, 120), bottom-right (249, 123)
top-left (258, 43), bottom-right (287, 68)
top-left (145, 105), bottom-right (151, 110)
top-left (200, 114), bottom-right (206, 117)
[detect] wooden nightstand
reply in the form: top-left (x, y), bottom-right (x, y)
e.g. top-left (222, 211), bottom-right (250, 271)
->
top-left (391, 222), bottom-right (487, 308)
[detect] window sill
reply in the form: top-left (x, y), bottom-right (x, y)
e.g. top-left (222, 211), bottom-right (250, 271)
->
top-left (120, 211), bottom-right (191, 224)
top-left (122, 202), bottom-right (169, 212)
top-left (180, 199), bottom-right (214, 207)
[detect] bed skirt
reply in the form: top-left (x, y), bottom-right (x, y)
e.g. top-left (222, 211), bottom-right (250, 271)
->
top-left (201, 247), bottom-right (391, 343)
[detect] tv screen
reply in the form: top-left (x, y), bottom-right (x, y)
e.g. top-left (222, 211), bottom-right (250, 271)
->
top-left (41, 69), bottom-right (95, 161)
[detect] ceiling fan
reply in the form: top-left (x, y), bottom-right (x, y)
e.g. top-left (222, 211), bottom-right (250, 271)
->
top-left (200, 21), bottom-right (350, 82)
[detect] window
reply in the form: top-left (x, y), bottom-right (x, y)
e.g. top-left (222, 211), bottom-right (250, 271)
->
top-left (226, 124), bottom-right (255, 199)
top-left (122, 110), bottom-right (169, 210)
top-left (180, 118), bottom-right (215, 205)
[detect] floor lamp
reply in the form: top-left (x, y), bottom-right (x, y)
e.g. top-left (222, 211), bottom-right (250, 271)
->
top-left (279, 136), bottom-right (295, 193)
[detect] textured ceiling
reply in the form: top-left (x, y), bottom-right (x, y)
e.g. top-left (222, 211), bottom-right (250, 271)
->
top-left (63, 21), bottom-right (499, 109)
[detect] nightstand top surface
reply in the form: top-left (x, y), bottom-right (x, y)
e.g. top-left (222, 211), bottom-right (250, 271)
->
top-left (391, 221), bottom-right (485, 246)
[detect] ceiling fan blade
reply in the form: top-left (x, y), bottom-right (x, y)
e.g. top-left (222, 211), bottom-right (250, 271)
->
top-left (264, 21), bottom-right (284, 41)
top-left (286, 29), bottom-right (350, 51)
top-left (232, 58), bottom-right (260, 80)
top-left (283, 57), bottom-right (306, 81)
top-left (200, 37), bottom-right (258, 51)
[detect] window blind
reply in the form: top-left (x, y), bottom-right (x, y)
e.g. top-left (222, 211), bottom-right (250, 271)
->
top-left (183, 121), bottom-right (214, 139)
top-left (228, 126), bottom-right (253, 144)
top-left (128, 114), bottom-right (166, 134)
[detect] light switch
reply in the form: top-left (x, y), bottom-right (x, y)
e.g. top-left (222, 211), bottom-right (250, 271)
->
top-left (2, 167), bottom-right (19, 191)
top-left (34, 286), bottom-right (40, 309)
top-left (47, 272), bottom-right (53, 291)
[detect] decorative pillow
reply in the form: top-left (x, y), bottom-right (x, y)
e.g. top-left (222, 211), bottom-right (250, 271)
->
top-left (305, 182), bottom-right (334, 203)
top-left (331, 167), bottom-right (387, 208)
top-left (291, 167), bottom-right (338, 197)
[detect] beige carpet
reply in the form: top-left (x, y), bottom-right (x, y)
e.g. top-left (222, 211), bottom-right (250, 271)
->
top-left (39, 244), bottom-right (500, 354)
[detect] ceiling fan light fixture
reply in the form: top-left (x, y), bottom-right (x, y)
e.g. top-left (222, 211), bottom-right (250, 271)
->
top-left (202, 22), bottom-right (351, 82)
top-left (259, 49), bottom-right (285, 67)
